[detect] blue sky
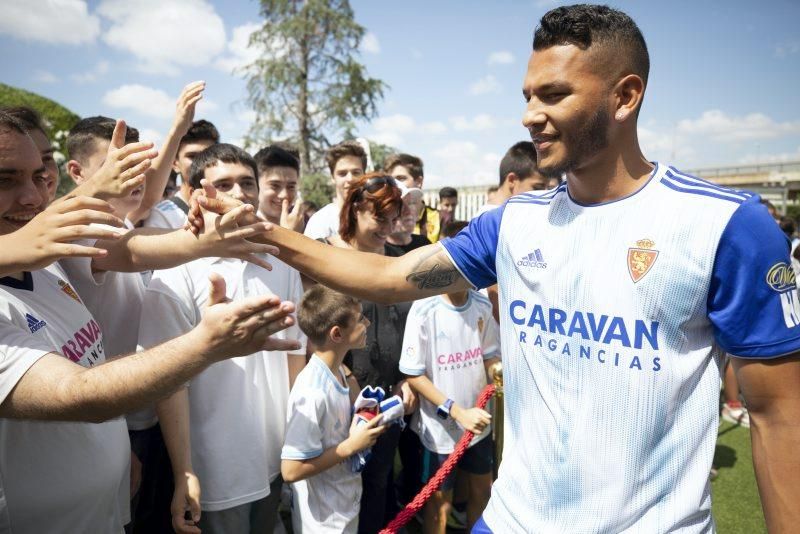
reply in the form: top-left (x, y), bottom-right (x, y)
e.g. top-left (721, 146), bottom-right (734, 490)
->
top-left (1, 0), bottom-right (798, 188)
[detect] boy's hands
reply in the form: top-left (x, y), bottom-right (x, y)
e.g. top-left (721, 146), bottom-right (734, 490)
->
top-left (196, 203), bottom-right (279, 271)
top-left (0, 196), bottom-right (124, 273)
top-left (173, 81), bottom-right (205, 138)
top-left (195, 273), bottom-right (300, 362)
top-left (452, 405), bottom-right (491, 435)
top-left (171, 471), bottom-right (201, 534)
top-left (345, 413), bottom-right (386, 455)
top-left (88, 120), bottom-right (158, 199)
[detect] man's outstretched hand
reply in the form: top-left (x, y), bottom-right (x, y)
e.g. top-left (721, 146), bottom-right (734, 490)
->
top-left (89, 120), bottom-right (158, 199)
top-left (196, 273), bottom-right (300, 362)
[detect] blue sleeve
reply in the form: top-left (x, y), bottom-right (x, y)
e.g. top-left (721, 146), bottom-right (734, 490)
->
top-left (708, 196), bottom-right (800, 358)
top-left (440, 204), bottom-right (504, 289)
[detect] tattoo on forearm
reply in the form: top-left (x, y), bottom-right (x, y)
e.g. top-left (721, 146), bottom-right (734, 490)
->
top-left (406, 263), bottom-right (459, 290)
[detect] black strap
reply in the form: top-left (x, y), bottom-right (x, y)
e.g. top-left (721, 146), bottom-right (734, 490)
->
top-left (170, 196), bottom-right (190, 215)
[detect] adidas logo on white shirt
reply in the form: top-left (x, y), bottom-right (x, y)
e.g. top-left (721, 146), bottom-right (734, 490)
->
top-left (516, 249), bottom-right (547, 269)
top-left (26, 312), bottom-right (47, 333)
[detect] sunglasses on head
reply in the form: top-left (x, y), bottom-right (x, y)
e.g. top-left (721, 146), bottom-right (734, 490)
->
top-left (359, 176), bottom-right (398, 195)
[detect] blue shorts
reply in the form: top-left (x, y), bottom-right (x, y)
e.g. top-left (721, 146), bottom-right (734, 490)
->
top-left (421, 436), bottom-right (493, 492)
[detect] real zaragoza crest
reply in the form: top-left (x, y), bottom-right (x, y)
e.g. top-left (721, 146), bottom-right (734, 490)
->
top-left (58, 279), bottom-right (82, 303)
top-left (627, 239), bottom-right (658, 283)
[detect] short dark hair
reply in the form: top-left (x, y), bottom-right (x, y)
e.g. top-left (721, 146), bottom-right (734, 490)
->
top-left (2, 106), bottom-right (46, 135)
top-left (181, 120), bottom-right (219, 148)
top-left (534, 5), bottom-right (650, 87)
top-left (779, 216), bottom-right (796, 239)
top-left (499, 141), bottom-right (538, 185)
top-left (325, 140), bottom-right (367, 175)
top-left (188, 143), bottom-right (257, 189)
top-left (253, 145), bottom-right (300, 177)
top-left (298, 285), bottom-right (360, 347)
top-left (441, 220), bottom-right (468, 239)
top-left (439, 187), bottom-right (458, 200)
top-left (0, 110), bottom-right (27, 136)
top-left (384, 153), bottom-right (424, 180)
top-left (66, 116), bottom-right (139, 165)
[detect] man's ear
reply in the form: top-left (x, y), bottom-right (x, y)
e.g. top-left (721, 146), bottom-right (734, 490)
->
top-left (171, 158), bottom-right (182, 175)
top-left (66, 160), bottom-right (85, 185)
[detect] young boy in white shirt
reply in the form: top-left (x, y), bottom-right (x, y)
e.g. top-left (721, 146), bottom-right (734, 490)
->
top-left (399, 222), bottom-right (501, 534)
top-left (282, 285), bottom-right (386, 533)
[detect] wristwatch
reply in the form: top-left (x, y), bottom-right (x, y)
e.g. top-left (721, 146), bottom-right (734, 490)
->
top-left (436, 398), bottom-right (454, 420)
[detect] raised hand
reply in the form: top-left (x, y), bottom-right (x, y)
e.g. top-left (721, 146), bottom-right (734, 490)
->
top-left (0, 196), bottom-right (124, 276)
top-left (197, 273), bottom-right (301, 361)
top-left (88, 120), bottom-right (158, 199)
top-left (197, 203), bottom-right (279, 270)
top-left (171, 471), bottom-right (201, 534)
top-left (280, 197), bottom-right (305, 233)
top-left (173, 81), bottom-right (205, 138)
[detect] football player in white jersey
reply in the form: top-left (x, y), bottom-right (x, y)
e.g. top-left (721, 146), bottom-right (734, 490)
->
top-left (0, 111), bottom-right (300, 532)
top-left (188, 5), bottom-right (799, 533)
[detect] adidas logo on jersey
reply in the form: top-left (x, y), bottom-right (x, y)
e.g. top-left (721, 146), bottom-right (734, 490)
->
top-left (517, 249), bottom-right (547, 269)
top-left (26, 313), bottom-right (47, 333)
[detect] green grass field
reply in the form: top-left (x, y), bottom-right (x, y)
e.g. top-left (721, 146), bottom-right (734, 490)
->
top-left (711, 422), bottom-right (766, 533)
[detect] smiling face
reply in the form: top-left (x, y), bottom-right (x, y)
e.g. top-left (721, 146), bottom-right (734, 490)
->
top-left (522, 45), bottom-right (613, 178)
top-left (331, 155), bottom-right (364, 201)
top-left (204, 161), bottom-right (259, 209)
top-left (353, 202), bottom-right (399, 250)
top-left (258, 166), bottom-right (298, 223)
top-left (0, 129), bottom-right (49, 236)
top-left (28, 129), bottom-right (58, 201)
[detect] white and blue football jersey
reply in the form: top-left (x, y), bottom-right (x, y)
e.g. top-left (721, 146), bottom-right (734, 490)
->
top-left (441, 162), bottom-right (800, 533)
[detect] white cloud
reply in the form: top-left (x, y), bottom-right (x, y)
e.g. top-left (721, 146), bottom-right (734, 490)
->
top-left (34, 70), bottom-right (59, 83)
top-left (103, 84), bottom-right (174, 119)
top-left (72, 60), bottom-right (110, 83)
top-left (638, 126), bottom-right (695, 162)
top-left (677, 110), bottom-right (800, 143)
top-left (420, 121), bottom-right (447, 135)
top-left (361, 32), bottom-right (381, 54)
top-left (450, 114), bottom-right (498, 132)
top-left (137, 128), bottom-right (164, 145)
top-left (468, 75), bottom-right (501, 96)
top-left (0, 0), bottom-right (100, 45)
top-left (98, 0), bottom-right (226, 75)
top-left (215, 22), bottom-right (262, 73)
top-left (488, 51), bottom-right (514, 65)
top-left (427, 141), bottom-right (497, 188)
top-left (738, 146), bottom-right (800, 165)
top-left (775, 41), bottom-right (800, 58)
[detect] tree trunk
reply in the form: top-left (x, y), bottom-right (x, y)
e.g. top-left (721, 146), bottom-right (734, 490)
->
top-left (298, 8), bottom-right (312, 175)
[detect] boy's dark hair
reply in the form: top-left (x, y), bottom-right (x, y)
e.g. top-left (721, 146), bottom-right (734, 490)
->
top-left (66, 116), bottom-right (139, 165)
top-left (298, 285), bottom-right (360, 346)
top-left (534, 5), bottom-right (650, 86)
top-left (439, 187), bottom-right (458, 200)
top-left (253, 145), bottom-right (300, 177)
top-left (499, 141), bottom-right (538, 185)
top-left (778, 216), bottom-right (796, 239)
top-left (325, 140), bottom-right (367, 175)
top-left (181, 119), bottom-right (219, 148)
top-left (188, 143), bottom-right (257, 189)
top-left (2, 106), bottom-right (46, 135)
top-left (486, 185), bottom-right (499, 195)
top-left (441, 220), bottom-right (468, 239)
top-left (384, 153), bottom-right (424, 180)
top-left (0, 110), bottom-right (27, 135)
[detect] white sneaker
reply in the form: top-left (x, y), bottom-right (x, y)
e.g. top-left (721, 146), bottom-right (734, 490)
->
top-left (721, 402), bottom-right (750, 428)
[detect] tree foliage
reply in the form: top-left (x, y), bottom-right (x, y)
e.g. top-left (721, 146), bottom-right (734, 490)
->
top-left (242, 0), bottom-right (386, 175)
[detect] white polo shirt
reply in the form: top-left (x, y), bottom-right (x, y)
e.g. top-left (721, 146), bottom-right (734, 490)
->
top-left (303, 202), bottom-right (340, 240)
top-left (139, 256), bottom-right (306, 511)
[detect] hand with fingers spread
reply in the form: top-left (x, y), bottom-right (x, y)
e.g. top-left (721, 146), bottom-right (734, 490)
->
top-left (280, 197), bottom-right (306, 233)
top-left (171, 470), bottom-right (201, 534)
top-left (173, 81), bottom-right (206, 138)
top-left (0, 196), bottom-right (125, 276)
top-left (197, 273), bottom-right (301, 361)
top-left (196, 203), bottom-right (280, 271)
top-left (452, 405), bottom-right (492, 435)
top-left (88, 120), bottom-right (158, 199)
top-left (186, 179), bottom-right (255, 236)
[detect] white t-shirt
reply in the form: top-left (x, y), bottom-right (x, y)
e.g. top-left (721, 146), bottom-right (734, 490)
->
top-left (0, 264), bottom-right (130, 533)
top-left (139, 256), bottom-right (307, 511)
top-left (141, 198), bottom-right (188, 230)
top-left (399, 291), bottom-right (499, 454)
top-left (471, 202), bottom-right (500, 219)
top-left (441, 163), bottom-right (800, 533)
top-left (282, 355), bottom-right (360, 534)
top-left (303, 201), bottom-right (340, 240)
